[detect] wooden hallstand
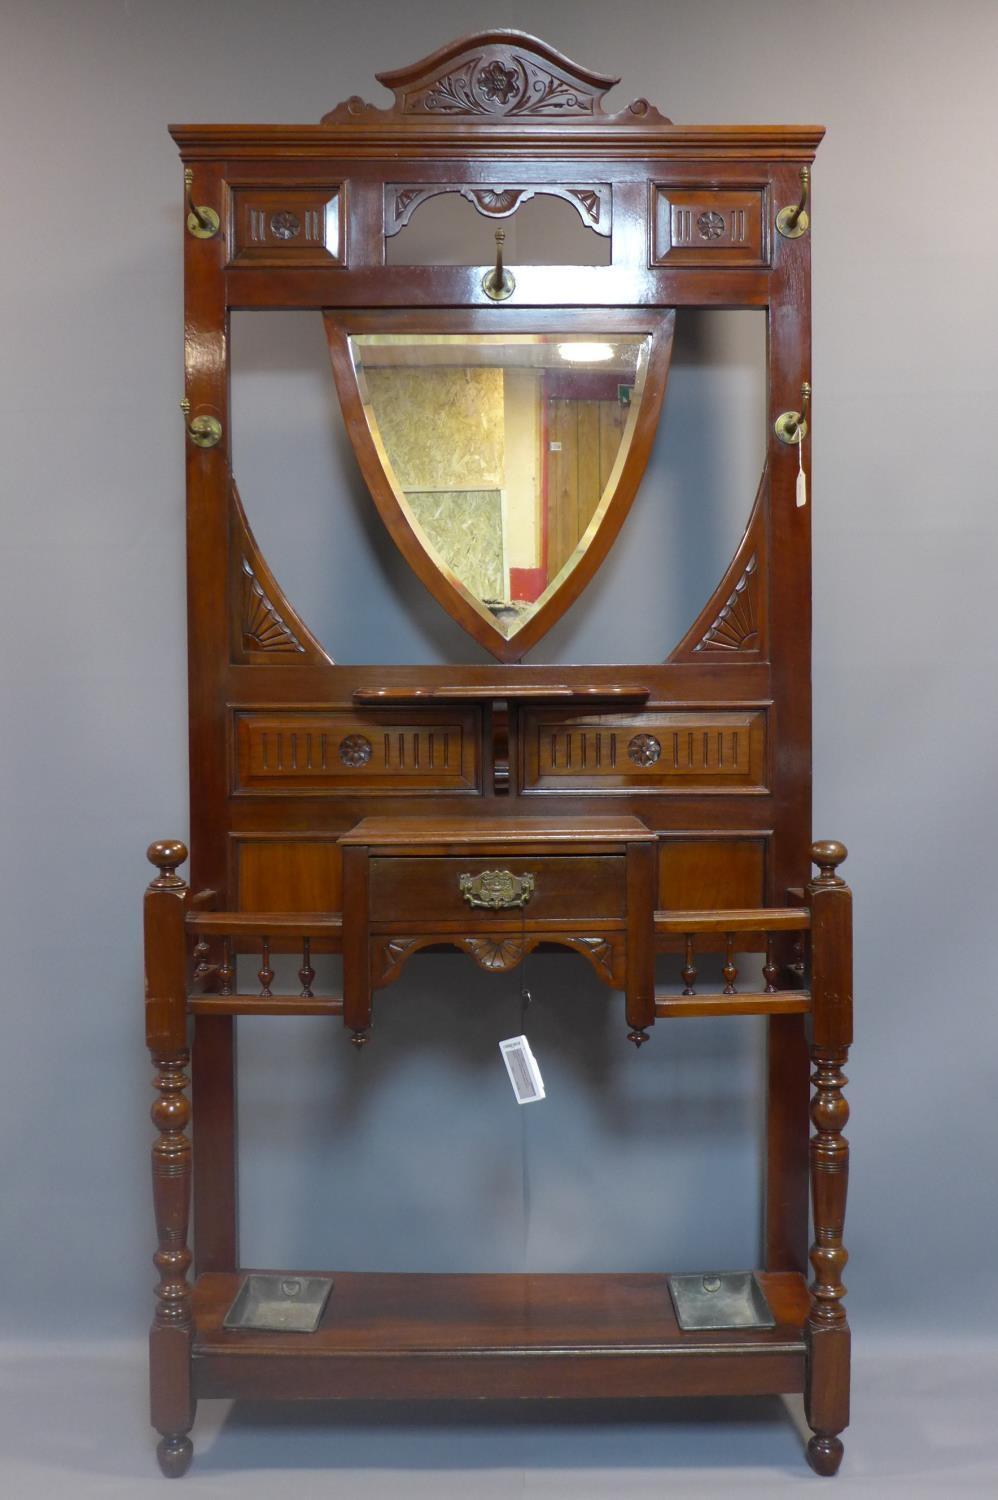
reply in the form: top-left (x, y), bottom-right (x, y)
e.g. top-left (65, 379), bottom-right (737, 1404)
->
top-left (145, 31), bottom-right (852, 1478)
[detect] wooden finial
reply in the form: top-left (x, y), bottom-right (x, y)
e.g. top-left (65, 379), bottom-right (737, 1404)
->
top-left (146, 840), bottom-right (188, 886)
top-left (811, 840), bottom-right (847, 884)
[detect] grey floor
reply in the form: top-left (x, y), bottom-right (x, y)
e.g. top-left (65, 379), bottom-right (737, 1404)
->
top-left (1, 1338), bottom-right (995, 1498)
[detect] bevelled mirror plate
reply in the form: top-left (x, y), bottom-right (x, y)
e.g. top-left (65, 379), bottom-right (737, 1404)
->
top-left (326, 310), bottom-right (675, 661)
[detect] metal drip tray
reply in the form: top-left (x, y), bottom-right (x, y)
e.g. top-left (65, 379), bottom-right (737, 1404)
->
top-left (668, 1272), bottom-right (775, 1331)
top-left (223, 1275), bottom-right (334, 1333)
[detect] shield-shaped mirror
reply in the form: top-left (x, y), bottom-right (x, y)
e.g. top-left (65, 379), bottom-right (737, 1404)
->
top-left (326, 310), bottom-right (675, 661)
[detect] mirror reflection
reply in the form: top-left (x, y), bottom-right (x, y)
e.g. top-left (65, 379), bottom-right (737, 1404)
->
top-left (349, 332), bottom-right (650, 639)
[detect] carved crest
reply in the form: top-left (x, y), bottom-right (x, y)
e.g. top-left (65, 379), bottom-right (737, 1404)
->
top-left (322, 32), bottom-right (670, 126)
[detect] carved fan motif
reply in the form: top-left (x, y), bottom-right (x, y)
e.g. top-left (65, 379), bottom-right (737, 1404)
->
top-left (694, 555), bottom-right (759, 652)
top-left (241, 559), bottom-right (306, 655)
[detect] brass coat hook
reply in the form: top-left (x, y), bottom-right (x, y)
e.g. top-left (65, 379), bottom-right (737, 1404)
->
top-left (774, 381), bottom-right (810, 444)
top-left (184, 168), bottom-right (220, 239)
top-left (180, 397), bottom-right (223, 448)
top-left (482, 229), bottom-right (515, 301)
top-left (776, 166), bottom-right (810, 239)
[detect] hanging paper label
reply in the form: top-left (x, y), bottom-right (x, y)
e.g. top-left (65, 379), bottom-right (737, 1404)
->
top-left (499, 1036), bottom-right (546, 1104)
top-left (795, 434), bottom-right (807, 508)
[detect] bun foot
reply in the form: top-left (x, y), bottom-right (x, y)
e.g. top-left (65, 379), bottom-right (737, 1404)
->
top-left (157, 1434), bottom-right (193, 1478)
top-left (627, 1029), bottom-right (649, 1048)
top-left (806, 1435), bottom-right (843, 1476)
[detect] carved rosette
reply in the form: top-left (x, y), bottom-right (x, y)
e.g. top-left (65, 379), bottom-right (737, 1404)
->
top-left (697, 210), bottom-right (725, 240)
top-left (628, 733), bottom-right (662, 767)
top-left (269, 210), bottom-right (301, 240)
top-left (339, 734), bottom-right (373, 767)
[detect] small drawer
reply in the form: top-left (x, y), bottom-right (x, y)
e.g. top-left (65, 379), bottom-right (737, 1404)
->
top-left (368, 855), bottom-right (626, 924)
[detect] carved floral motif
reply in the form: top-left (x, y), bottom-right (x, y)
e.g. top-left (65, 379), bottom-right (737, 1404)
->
top-left (697, 210), bottom-right (725, 240)
top-left (339, 734), bottom-right (373, 767)
top-left (477, 61), bottom-right (521, 105)
top-left (269, 211), bottom-right (301, 240)
top-left (628, 733), bottom-right (662, 767)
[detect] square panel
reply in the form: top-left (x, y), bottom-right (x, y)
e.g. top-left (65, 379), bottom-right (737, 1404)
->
top-left (229, 186), bottom-right (344, 266)
top-left (651, 187), bottom-right (767, 267)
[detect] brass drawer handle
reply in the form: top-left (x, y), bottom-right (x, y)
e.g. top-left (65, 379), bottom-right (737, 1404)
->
top-left (459, 869), bottom-right (535, 909)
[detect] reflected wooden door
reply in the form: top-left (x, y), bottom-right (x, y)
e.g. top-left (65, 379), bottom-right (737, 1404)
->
top-left (545, 386), bottom-right (628, 579)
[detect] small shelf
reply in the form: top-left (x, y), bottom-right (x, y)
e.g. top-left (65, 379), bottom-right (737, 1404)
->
top-left (192, 1270), bottom-right (808, 1402)
top-left (352, 685), bottom-right (652, 704)
top-left (656, 993), bottom-right (810, 1018)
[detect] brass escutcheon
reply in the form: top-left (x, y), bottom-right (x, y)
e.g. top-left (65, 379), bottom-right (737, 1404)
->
top-left (459, 869), bottom-right (535, 909)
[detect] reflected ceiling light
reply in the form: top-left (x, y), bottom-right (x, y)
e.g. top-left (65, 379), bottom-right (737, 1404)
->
top-left (557, 342), bottom-right (614, 363)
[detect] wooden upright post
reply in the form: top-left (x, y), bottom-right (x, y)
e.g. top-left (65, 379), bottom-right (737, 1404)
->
top-left (144, 840), bottom-right (195, 1478)
top-left (804, 840), bottom-right (852, 1476)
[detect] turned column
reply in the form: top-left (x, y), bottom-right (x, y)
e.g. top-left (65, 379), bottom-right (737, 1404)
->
top-left (145, 841), bottom-right (195, 1478)
top-left (804, 840), bottom-right (852, 1477)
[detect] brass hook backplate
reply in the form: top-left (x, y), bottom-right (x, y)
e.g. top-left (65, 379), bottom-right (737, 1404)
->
top-left (482, 268), bottom-right (515, 300)
top-left (776, 166), bottom-right (810, 239)
top-left (774, 381), bottom-right (811, 444)
top-left (180, 398), bottom-right (223, 449)
top-left (184, 168), bottom-right (220, 239)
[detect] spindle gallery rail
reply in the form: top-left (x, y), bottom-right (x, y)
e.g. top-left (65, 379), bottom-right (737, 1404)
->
top-left (182, 903), bottom-right (811, 1021)
top-left (185, 911), bottom-right (344, 1017)
top-left (653, 906), bottom-right (811, 1018)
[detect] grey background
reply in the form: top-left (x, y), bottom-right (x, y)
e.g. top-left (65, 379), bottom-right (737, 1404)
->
top-left (2, 0), bottom-right (997, 1490)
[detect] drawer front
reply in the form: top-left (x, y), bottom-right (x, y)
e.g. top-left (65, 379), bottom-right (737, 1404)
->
top-left (233, 708), bottom-right (481, 795)
top-left (368, 855), bottom-right (626, 924)
top-left (651, 186), bottom-right (767, 267)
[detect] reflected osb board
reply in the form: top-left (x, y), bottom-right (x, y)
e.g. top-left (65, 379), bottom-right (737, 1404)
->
top-left (405, 489), bottom-right (504, 600)
top-left (365, 366), bottom-right (504, 490)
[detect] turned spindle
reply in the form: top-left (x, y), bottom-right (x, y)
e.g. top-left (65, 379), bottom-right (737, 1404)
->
top-left (298, 937), bottom-right (315, 998)
top-left (763, 934), bottom-right (778, 993)
top-left (258, 937), bottom-right (273, 998)
top-left (192, 935), bottom-right (211, 986)
top-left (218, 937), bottom-right (234, 996)
top-left (722, 934), bottom-right (737, 994)
top-left (681, 934), bottom-right (697, 995)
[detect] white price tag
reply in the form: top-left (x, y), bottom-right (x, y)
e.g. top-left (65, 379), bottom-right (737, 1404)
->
top-left (499, 1036), bottom-right (546, 1104)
